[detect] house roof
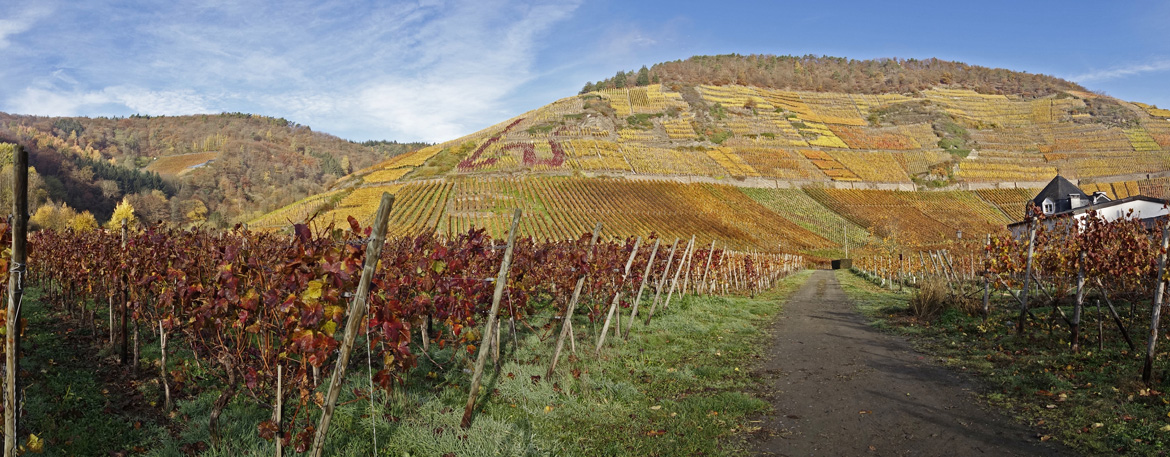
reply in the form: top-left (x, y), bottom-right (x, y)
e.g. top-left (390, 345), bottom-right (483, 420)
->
top-left (1007, 194), bottom-right (1170, 229)
top-left (1032, 175), bottom-right (1087, 207)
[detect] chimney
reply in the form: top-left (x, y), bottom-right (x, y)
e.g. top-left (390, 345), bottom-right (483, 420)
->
top-left (1070, 193), bottom-right (1084, 209)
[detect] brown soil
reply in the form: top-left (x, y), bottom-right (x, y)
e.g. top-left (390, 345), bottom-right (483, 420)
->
top-left (750, 270), bottom-right (1074, 456)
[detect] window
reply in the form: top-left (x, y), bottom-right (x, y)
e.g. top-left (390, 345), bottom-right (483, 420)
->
top-left (1042, 198), bottom-right (1055, 214)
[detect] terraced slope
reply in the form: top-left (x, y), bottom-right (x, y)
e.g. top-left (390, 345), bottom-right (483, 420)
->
top-left (257, 56), bottom-right (1170, 254)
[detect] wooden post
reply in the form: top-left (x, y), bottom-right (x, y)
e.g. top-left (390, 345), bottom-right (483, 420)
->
top-left (548, 222), bottom-right (602, 379)
top-left (120, 219), bottom-right (129, 365)
top-left (596, 237), bottom-right (641, 355)
top-left (1095, 279), bottom-right (1136, 351)
top-left (662, 236), bottom-right (695, 310)
top-left (1018, 221), bottom-right (1037, 335)
top-left (625, 239), bottom-right (660, 338)
top-left (275, 365), bottom-right (283, 457)
top-left (982, 235), bottom-right (991, 317)
top-left (698, 241), bottom-right (716, 296)
top-left (461, 208), bottom-right (522, 428)
top-left (310, 192), bottom-right (395, 457)
top-left (1071, 251), bottom-right (1085, 352)
top-left (644, 238), bottom-right (680, 326)
top-left (159, 320), bottom-right (172, 412)
top-left (1143, 226), bottom-right (1170, 384)
top-left (4, 143), bottom-right (27, 457)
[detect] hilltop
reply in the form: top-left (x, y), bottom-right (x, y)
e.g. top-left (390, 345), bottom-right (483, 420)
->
top-left (0, 112), bottom-right (426, 226)
top-left (257, 55), bottom-right (1170, 258)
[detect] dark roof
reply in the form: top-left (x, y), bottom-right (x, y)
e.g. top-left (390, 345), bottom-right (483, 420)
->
top-left (1032, 175), bottom-right (1087, 207)
top-left (1007, 194), bottom-right (1170, 229)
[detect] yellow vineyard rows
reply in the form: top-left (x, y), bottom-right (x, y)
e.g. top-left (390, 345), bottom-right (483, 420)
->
top-left (825, 150), bottom-right (911, 183)
top-left (955, 160), bottom-right (1057, 182)
top-left (973, 188), bottom-right (1036, 220)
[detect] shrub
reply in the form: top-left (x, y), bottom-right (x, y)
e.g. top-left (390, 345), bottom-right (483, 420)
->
top-left (909, 277), bottom-right (949, 319)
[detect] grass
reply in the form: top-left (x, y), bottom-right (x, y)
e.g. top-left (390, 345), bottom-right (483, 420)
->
top-left (134, 270), bottom-right (814, 456)
top-left (836, 270), bottom-right (1170, 455)
top-left (16, 288), bottom-right (168, 456)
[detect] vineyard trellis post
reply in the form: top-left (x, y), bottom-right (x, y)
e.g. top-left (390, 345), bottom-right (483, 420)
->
top-left (982, 234), bottom-right (991, 317)
top-left (1072, 251), bottom-right (1086, 352)
top-left (1018, 220), bottom-right (1037, 335)
top-left (4, 143), bottom-right (27, 457)
top-left (625, 238), bottom-right (660, 338)
top-left (698, 241), bottom-right (716, 296)
top-left (644, 238), bottom-right (680, 326)
top-left (462, 208), bottom-right (522, 428)
top-left (310, 192), bottom-right (394, 457)
top-left (662, 235), bottom-right (694, 309)
top-left (596, 236), bottom-right (641, 355)
top-left (1142, 225), bottom-right (1170, 384)
top-left (120, 219), bottom-right (129, 365)
top-left (548, 222), bottom-right (602, 378)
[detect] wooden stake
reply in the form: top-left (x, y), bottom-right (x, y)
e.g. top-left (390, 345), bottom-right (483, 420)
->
top-left (644, 238), bottom-right (680, 326)
top-left (548, 222), bottom-right (602, 379)
top-left (1143, 226), bottom-right (1170, 384)
top-left (159, 320), bottom-right (172, 412)
top-left (4, 143), bottom-right (26, 457)
top-left (1071, 251), bottom-right (1085, 352)
top-left (275, 365), bottom-right (283, 457)
top-left (310, 192), bottom-right (395, 457)
top-left (662, 236), bottom-right (695, 310)
top-left (626, 239), bottom-right (660, 338)
top-left (460, 209), bottom-right (522, 429)
top-left (596, 237), bottom-right (642, 354)
top-left (1018, 221), bottom-right (1037, 335)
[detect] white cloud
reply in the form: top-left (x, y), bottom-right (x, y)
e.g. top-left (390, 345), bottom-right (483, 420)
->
top-left (10, 86), bottom-right (212, 117)
top-left (1070, 58), bottom-right (1170, 82)
top-left (0, 3), bottom-right (53, 49)
top-left (0, 0), bottom-right (584, 142)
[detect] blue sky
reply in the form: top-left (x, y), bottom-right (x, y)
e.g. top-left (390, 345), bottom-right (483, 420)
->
top-left (1, 0), bottom-right (1168, 142)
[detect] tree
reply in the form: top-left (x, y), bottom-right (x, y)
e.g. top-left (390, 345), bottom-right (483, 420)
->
top-left (69, 211), bottom-right (99, 232)
top-left (184, 199), bottom-right (208, 225)
top-left (107, 196), bottom-right (137, 229)
top-left (636, 66), bottom-right (650, 86)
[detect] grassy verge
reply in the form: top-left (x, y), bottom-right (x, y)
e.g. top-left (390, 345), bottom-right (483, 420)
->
top-left (836, 270), bottom-right (1170, 455)
top-left (145, 269), bottom-right (813, 456)
top-left (17, 288), bottom-right (168, 456)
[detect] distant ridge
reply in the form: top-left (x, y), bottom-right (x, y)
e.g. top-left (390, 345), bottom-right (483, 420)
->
top-left (583, 54), bottom-right (1085, 98)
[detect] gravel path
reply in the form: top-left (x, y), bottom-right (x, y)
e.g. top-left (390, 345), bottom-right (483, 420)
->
top-left (750, 270), bottom-right (1074, 456)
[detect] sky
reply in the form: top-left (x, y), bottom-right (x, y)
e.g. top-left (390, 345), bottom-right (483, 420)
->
top-left (1, 0), bottom-right (1168, 143)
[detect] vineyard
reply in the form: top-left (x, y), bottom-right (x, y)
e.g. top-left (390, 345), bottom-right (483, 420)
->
top-left (5, 203), bottom-right (804, 454)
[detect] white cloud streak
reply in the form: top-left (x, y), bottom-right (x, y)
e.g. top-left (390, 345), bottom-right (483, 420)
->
top-left (0, 0), bottom-right (582, 142)
top-left (1070, 58), bottom-right (1170, 82)
top-left (0, 3), bottom-right (53, 49)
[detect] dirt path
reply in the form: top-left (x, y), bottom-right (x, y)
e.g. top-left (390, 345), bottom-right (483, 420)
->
top-left (750, 270), bottom-right (1073, 456)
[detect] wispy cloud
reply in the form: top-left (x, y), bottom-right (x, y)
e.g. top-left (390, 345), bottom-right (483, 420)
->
top-left (0, 0), bottom-right (582, 141)
top-left (1070, 58), bottom-right (1170, 83)
top-left (10, 86), bottom-right (213, 117)
top-left (0, 3), bottom-right (53, 49)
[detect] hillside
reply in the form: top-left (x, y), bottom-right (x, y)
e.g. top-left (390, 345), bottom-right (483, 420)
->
top-left (0, 112), bottom-right (426, 226)
top-left (254, 55), bottom-right (1170, 258)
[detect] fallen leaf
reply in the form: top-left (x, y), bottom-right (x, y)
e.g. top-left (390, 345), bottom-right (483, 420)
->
top-left (859, 410), bottom-right (872, 415)
top-left (649, 405), bottom-right (662, 410)
top-left (27, 434), bottom-right (43, 453)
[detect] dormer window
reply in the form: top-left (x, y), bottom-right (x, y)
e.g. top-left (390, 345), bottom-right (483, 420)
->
top-left (1092, 191), bottom-right (1110, 204)
top-left (1042, 197), bottom-right (1055, 215)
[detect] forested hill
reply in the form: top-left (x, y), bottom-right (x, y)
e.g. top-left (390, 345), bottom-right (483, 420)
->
top-left (0, 112), bottom-right (426, 226)
top-left (582, 55), bottom-right (1086, 98)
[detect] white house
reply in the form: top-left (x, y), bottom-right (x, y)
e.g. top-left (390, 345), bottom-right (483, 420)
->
top-left (1007, 175), bottom-right (1170, 238)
